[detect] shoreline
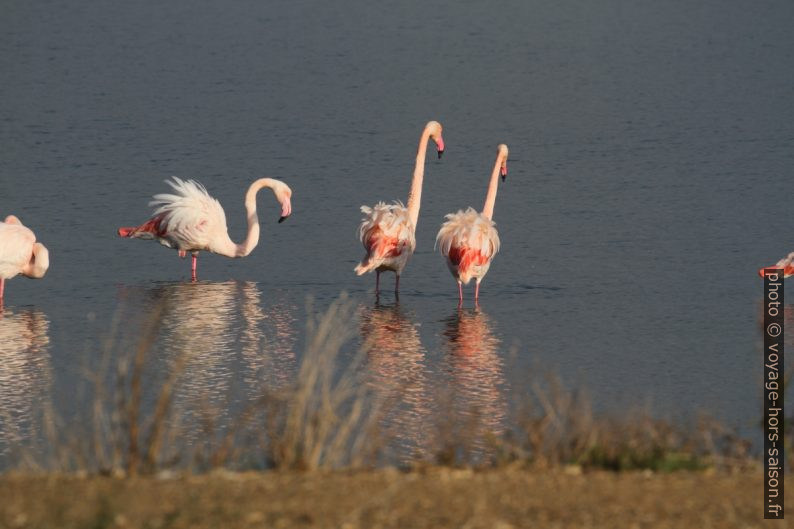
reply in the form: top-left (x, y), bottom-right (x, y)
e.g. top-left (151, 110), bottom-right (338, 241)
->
top-left (0, 467), bottom-right (779, 528)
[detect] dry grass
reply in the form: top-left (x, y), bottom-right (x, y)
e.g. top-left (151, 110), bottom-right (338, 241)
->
top-left (259, 294), bottom-right (382, 470)
top-left (2, 294), bottom-right (759, 476)
top-left (8, 294), bottom-right (383, 475)
top-left (500, 375), bottom-right (753, 472)
top-left (0, 469), bottom-right (781, 529)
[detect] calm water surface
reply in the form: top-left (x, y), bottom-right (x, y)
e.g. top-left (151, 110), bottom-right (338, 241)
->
top-left (1, 0), bottom-right (793, 462)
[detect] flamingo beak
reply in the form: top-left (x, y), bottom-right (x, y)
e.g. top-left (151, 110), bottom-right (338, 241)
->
top-left (278, 197), bottom-right (292, 223)
top-left (436, 136), bottom-right (445, 159)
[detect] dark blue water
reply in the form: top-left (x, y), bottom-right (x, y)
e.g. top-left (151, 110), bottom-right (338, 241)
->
top-left (2, 0), bottom-right (793, 461)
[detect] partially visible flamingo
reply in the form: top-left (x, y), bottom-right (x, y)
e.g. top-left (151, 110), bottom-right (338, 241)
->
top-left (355, 121), bottom-right (445, 294)
top-left (436, 144), bottom-right (508, 305)
top-left (118, 177), bottom-right (292, 281)
top-left (0, 215), bottom-right (50, 308)
top-left (759, 253), bottom-right (794, 278)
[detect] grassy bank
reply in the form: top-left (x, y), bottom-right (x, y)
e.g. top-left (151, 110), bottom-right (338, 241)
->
top-left (0, 468), bottom-right (779, 529)
top-left (0, 295), bottom-right (778, 527)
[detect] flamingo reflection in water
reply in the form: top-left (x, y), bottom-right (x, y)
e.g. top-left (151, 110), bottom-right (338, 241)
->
top-left (358, 301), bottom-right (433, 464)
top-left (238, 283), bottom-right (297, 394)
top-left (116, 281), bottom-right (298, 445)
top-left (151, 281), bottom-right (238, 435)
top-left (440, 307), bottom-right (507, 457)
top-left (0, 309), bottom-right (51, 457)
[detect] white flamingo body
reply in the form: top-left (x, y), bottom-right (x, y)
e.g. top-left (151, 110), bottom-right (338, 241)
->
top-left (355, 121), bottom-right (444, 294)
top-left (0, 221), bottom-right (37, 280)
top-left (146, 178), bottom-right (230, 253)
top-left (0, 215), bottom-right (50, 306)
top-left (436, 144), bottom-right (508, 304)
top-left (119, 176), bottom-right (292, 280)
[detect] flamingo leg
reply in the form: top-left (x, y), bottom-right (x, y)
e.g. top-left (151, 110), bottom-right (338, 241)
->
top-left (0, 278), bottom-right (4, 308)
top-left (395, 274), bottom-right (400, 293)
top-left (375, 270), bottom-right (381, 294)
top-left (191, 255), bottom-right (197, 282)
top-left (457, 281), bottom-right (463, 306)
top-left (475, 281), bottom-right (480, 302)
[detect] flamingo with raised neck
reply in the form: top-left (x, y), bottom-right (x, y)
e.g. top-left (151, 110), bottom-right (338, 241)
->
top-left (436, 144), bottom-right (508, 305)
top-left (354, 120), bottom-right (445, 295)
top-left (118, 177), bottom-right (292, 281)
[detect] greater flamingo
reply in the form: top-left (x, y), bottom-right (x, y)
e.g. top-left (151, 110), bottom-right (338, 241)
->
top-left (436, 144), bottom-right (508, 304)
top-left (759, 253), bottom-right (794, 278)
top-left (0, 215), bottom-right (50, 307)
top-left (354, 121), bottom-right (445, 294)
top-left (118, 177), bottom-right (292, 281)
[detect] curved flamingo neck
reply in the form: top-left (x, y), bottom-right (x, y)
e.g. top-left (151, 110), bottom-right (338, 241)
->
top-left (214, 178), bottom-right (279, 258)
top-left (237, 178), bottom-right (283, 257)
top-left (482, 148), bottom-right (508, 221)
top-left (406, 125), bottom-right (434, 230)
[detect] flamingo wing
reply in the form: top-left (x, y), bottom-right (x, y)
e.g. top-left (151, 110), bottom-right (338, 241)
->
top-left (148, 177), bottom-right (228, 250)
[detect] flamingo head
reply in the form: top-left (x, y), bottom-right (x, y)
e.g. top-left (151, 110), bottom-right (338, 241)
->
top-left (426, 121), bottom-right (444, 159)
top-left (275, 181), bottom-right (293, 223)
top-left (498, 144), bottom-right (509, 182)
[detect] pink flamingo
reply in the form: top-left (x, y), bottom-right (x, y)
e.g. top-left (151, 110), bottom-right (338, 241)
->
top-left (355, 121), bottom-right (445, 294)
top-left (0, 215), bottom-right (50, 307)
top-left (759, 253), bottom-right (794, 278)
top-left (118, 177), bottom-right (292, 281)
top-left (436, 144), bottom-right (508, 305)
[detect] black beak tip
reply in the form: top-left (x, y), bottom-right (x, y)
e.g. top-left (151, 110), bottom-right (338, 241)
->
top-left (437, 150), bottom-right (444, 159)
top-left (501, 174), bottom-right (507, 182)
top-left (278, 216), bottom-right (288, 223)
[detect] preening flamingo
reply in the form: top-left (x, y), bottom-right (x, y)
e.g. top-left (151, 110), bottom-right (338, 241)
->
top-left (436, 144), bottom-right (508, 304)
top-left (118, 177), bottom-right (292, 281)
top-left (354, 121), bottom-right (445, 294)
top-left (0, 215), bottom-right (50, 307)
top-left (759, 253), bottom-right (794, 278)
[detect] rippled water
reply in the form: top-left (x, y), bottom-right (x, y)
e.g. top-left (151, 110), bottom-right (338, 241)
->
top-left (2, 0), bottom-right (793, 462)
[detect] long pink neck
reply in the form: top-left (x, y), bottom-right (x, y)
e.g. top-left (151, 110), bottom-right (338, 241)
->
top-left (482, 149), bottom-right (507, 221)
top-left (406, 126), bottom-right (433, 230)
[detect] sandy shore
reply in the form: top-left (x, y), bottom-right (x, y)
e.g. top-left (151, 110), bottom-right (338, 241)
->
top-left (0, 467), bottom-right (783, 528)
